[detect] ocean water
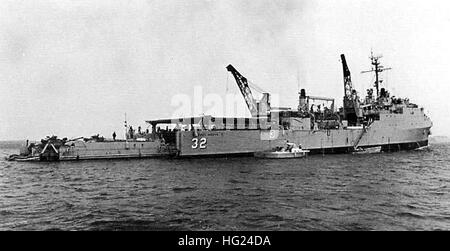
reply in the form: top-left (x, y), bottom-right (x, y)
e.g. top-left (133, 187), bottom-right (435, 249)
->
top-left (0, 142), bottom-right (449, 231)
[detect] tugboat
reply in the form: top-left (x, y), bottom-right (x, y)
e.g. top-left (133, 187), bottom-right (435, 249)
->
top-left (254, 142), bottom-right (310, 159)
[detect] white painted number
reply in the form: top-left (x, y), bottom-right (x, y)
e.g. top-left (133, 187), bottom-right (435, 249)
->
top-left (270, 130), bottom-right (275, 138)
top-left (199, 138), bottom-right (207, 149)
top-left (191, 138), bottom-right (198, 149)
top-left (192, 138), bottom-right (207, 149)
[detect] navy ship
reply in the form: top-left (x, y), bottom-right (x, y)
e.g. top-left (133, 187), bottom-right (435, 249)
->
top-left (7, 53), bottom-right (432, 161)
top-left (157, 53), bottom-right (432, 157)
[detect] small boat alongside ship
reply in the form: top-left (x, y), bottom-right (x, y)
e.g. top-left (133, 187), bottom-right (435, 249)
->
top-left (6, 52), bottom-right (432, 161)
top-left (352, 146), bottom-right (382, 154)
top-left (255, 143), bottom-right (309, 159)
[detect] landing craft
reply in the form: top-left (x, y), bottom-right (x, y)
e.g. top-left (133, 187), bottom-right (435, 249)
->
top-left (7, 53), bottom-right (432, 161)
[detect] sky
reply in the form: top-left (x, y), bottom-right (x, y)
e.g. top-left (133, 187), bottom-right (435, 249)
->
top-left (1, 0), bottom-right (449, 140)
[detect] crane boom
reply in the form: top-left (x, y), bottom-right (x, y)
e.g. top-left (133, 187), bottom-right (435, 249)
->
top-left (340, 54), bottom-right (362, 125)
top-left (341, 54), bottom-right (353, 99)
top-left (226, 64), bottom-right (259, 117)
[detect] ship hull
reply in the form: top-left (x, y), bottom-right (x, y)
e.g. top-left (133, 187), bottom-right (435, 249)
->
top-left (176, 120), bottom-right (431, 157)
top-left (9, 107), bottom-right (432, 161)
top-left (9, 129), bottom-right (430, 161)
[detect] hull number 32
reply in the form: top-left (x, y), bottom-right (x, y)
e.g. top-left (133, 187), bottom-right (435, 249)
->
top-left (192, 138), bottom-right (207, 149)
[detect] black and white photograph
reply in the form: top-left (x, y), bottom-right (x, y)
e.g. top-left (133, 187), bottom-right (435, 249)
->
top-left (0, 0), bottom-right (449, 237)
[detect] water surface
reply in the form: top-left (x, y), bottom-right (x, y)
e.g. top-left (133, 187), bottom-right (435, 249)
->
top-left (1, 142), bottom-right (449, 230)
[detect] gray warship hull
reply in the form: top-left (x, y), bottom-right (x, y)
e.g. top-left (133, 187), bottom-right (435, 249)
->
top-left (176, 128), bottom-right (429, 157)
top-left (7, 107), bottom-right (431, 161)
top-left (175, 108), bottom-right (432, 157)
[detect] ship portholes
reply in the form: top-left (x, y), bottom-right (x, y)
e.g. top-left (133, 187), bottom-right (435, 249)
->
top-left (192, 138), bottom-right (207, 149)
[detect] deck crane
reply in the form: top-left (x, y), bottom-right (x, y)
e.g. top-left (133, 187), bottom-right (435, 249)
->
top-left (340, 54), bottom-right (362, 125)
top-left (226, 64), bottom-right (270, 117)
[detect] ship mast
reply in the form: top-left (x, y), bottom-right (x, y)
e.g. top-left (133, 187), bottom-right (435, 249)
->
top-left (361, 51), bottom-right (391, 97)
top-left (124, 113), bottom-right (128, 141)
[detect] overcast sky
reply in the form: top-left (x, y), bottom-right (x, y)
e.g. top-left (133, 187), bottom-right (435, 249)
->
top-left (1, 0), bottom-right (449, 140)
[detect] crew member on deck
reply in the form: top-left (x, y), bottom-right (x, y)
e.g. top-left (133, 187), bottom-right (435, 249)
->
top-left (112, 131), bottom-right (116, 141)
top-left (129, 126), bottom-right (134, 139)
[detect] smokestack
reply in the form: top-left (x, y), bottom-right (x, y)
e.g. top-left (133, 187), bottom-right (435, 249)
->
top-left (300, 89), bottom-right (306, 98)
top-left (299, 89), bottom-right (307, 112)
